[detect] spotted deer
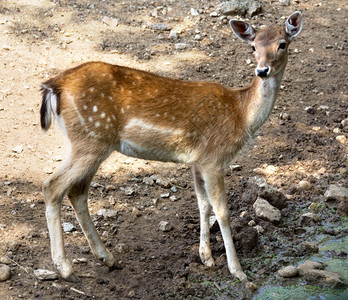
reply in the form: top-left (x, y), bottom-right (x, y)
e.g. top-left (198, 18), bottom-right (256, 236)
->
top-left (40, 12), bottom-right (302, 284)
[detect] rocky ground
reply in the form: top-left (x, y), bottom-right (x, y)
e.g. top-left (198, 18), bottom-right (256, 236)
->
top-left (0, 0), bottom-right (347, 299)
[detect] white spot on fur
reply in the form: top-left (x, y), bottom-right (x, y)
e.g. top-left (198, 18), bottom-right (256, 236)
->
top-left (101, 112), bottom-right (106, 118)
top-left (88, 117), bottom-right (93, 123)
top-left (89, 87), bottom-right (95, 93)
top-left (107, 117), bottom-right (111, 122)
top-left (121, 108), bottom-right (124, 114)
top-left (95, 122), bottom-right (100, 128)
top-left (93, 105), bottom-right (98, 113)
top-left (108, 96), bottom-right (113, 101)
top-left (83, 105), bottom-right (88, 110)
top-left (101, 93), bottom-right (105, 98)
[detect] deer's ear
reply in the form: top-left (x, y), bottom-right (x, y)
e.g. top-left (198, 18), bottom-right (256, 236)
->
top-left (229, 20), bottom-right (256, 44)
top-left (286, 11), bottom-right (302, 40)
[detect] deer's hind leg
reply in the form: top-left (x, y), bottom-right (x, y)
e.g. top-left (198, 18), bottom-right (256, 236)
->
top-left (43, 148), bottom-right (112, 281)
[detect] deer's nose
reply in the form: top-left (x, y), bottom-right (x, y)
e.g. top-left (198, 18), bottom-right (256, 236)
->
top-left (256, 67), bottom-right (270, 78)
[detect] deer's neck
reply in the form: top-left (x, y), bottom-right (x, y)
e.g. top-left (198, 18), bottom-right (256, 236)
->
top-left (242, 71), bottom-right (284, 135)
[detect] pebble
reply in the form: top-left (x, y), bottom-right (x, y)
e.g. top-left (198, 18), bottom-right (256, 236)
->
top-left (6, 240), bottom-right (19, 252)
top-left (34, 269), bottom-right (58, 281)
top-left (253, 225), bottom-right (264, 234)
top-left (114, 243), bottom-right (129, 254)
top-left (300, 212), bottom-right (321, 223)
top-left (106, 184), bottom-right (116, 191)
top-left (160, 192), bottom-right (170, 198)
top-left (248, 220), bottom-right (256, 227)
top-left (143, 177), bottom-right (154, 185)
top-left (297, 241), bottom-right (319, 255)
top-left (175, 43), bottom-right (187, 50)
top-left (147, 23), bottom-right (171, 31)
top-left (0, 264), bottom-right (11, 281)
top-left (341, 118), bottom-right (348, 128)
top-left (62, 222), bottom-right (76, 232)
top-left (253, 197), bottom-right (281, 223)
top-left (336, 135), bottom-right (346, 144)
top-left (278, 265), bottom-right (298, 278)
top-left (194, 34), bottom-right (203, 41)
top-left (324, 185), bottom-right (348, 202)
top-left (297, 180), bottom-right (312, 191)
top-left (156, 177), bottom-right (171, 188)
top-left (102, 16), bottom-right (119, 28)
top-left (169, 30), bottom-right (179, 39)
top-left (305, 106), bottom-right (315, 114)
top-left (12, 145), bottom-right (23, 153)
top-left (97, 209), bottom-right (117, 218)
top-left (229, 164), bottom-right (242, 171)
top-left (190, 8), bottom-right (200, 16)
top-left (124, 187), bottom-right (135, 196)
top-left (131, 207), bottom-right (142, 217)
top-left (0, 256), bottom-right (11, 264)
top-left (159, 221), bottom-right (173, 232)
top-left (169, 195), bottom-right (179, 202)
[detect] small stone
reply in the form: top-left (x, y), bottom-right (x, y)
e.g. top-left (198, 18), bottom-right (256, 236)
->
top-left (333, 128), bottom-right (341, 134)
top-left (279, 0), bottom-right (290, 6)
top-left (336, 135), bottom-right (346, 144)
top-left (124, 187), bottom-right (135, 196)
top-left (6, 240), bottom-right (19, 252)
top-left (210, 11), bottom-right (219, 17)
top-left (297, 180), bottom-right (312, 191)
top-left (147, 23), bottom-right (171, 31)
top-left (114, 243), bottom-right (129, 254)
top-left (156, 177), bottom-right (171, 188)
top-left (159, 221), bottom-right (173, 232)
top-left (97, 209), bottom-right (117, 218)
top-left (34, 269), bottom-right (58, 281)
top-left (12, 145), bottom-right (23, 153)
top-left (300, 269), bottom-right (345, 288)
top-left (190, 8), bottom-right (200, 16)
top-left (160, 192), bottom-right (170, 198)
top-left (169, 195), bottom-right (179, 202)
top-left (253, 197), bottom-right (281, 223)
top-left (0, 264), bottom-right (11, 281)
top-left (341, 118), bottom-right (348, 128)
top-left (229, 164), bottom-right (242, 171)
top-left (102, 16), bottom-right (119, 28)
top-left (278, 265), bottom-right (298, 278)
top-left (194, 34), bottom-right (203, 41)
top-left (131, 207), bottom-right (142, 217)
top-left (297, 241), bottom-right (319, 255)
top-left (175, 43), bottom-right (187, 50)
top-left (324, 185), bottom-right (348, 202)
top-left (299, 212), bottom-right (321, 225)
top-left (0, 256), bottom-right (11, 265)
top-left (239, 211), bottom-right (248, 218)
top-left (2, 44), bottom-right (10, 50)
top-left (305, 106), bottom-right (315, 114)
top-left (253, 225), bottom-right (264, 234)
top-left (170, 186), bottom-right (178, 193)
top-left (248, 220), bottom-right (256, 227)
top-left (62, 222), bottom-right (76, 232)
top-left (169, 30), bottom-right (179, 39)
top-left (128, 290), bottom-right (136, 298)
top-left (245, 281), bottom-right (258, 290)
top-left (105, 184), bottom-right (117, 191)
top-left (142, 177), bottom-right (154, 185)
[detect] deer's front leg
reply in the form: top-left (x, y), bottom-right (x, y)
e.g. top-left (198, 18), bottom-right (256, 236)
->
top-left (201, 167), bottom-right (247, 282)
top-left (192, 164), bottom-right (214, 267)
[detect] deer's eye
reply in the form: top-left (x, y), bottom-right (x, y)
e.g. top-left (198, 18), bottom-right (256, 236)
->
top-left (251, 46), bottom-right (256, 52)
top-left (278, 42), bottom-right (287, 50)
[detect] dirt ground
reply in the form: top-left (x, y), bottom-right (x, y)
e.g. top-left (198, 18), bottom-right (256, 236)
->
top-left (0, 0), bottom-right (347, 299)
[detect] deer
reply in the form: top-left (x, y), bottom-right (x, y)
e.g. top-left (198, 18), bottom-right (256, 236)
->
top-left (40, 11), bottom-right (302, 285)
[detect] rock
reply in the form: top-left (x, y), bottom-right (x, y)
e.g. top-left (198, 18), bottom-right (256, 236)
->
top-left (159, 221), bottom-right (173, 232)
top-left (142, 177), bottom-right (154, 185)
top-left (229, 164), bottom-right (242, 171)
top-left (97, 209), bottom-right (117, 218)
top-left (114, 243), bottom-right (129, 253)
top-left (336, 135), bottom-right (346, 144)
top-left (341, 118), bottom-right (348, 128)
top-left (194, 34), bottom-right (203, 41)
top-left (0, 256), bottom-right (11, 265)
top-left (248, 220), bottom-right (256, 227)
top-left (147, 23), bottom-right (171, 31)
top-left (12, 145), bottom-right (23, 153)
top-left (253, 197), bottom-right (281, 223)
top-left (156, 177), bottom-right (171, 188)
top-left (190, 8), bottom-right (200, 16)
top-left (124, 187), bottom-right (135, 196)
top-left (62, 222), bottom-right (76, 232)
top-left (297, 260), bottom-right (325, 273)
top-left (105, 184), bottom-right (117, 191)
top-left (0, 264), bottom-right (11, 281)
top-left (337, 200), bottom-right (348, 216)
top-left (259, 184), bottom-right (288, 210)
top-left (297, 180), bottom-right (312, 191)
top-left (301, 269), bottom-right (345, 288)
top-left (34, 269), bottom-right (58, 281)
top-left (324, 185), bottom-right (348, 202)
top-left (278, 265), bottom-right (298, 278)
top-left (169, 30), bottom-right (179, 39)
top-left (279, 0), bottom-right (290, 6)
top-left (305, 106), bottom-right (315, 114)
top-left (217, 0), bottom-right (261, 17)
top-left (131, 207), bottom-right (142, 217)
top-left (299, 212), bottom-right (321, 226)
top-left (169, 195), bottom-right (179, 202)
top-left (175, 43), bottom-right (187, 50)
top-left (253, 225), bottom-right (264, 234)
top-left (102, 16), bottom-right (119, 28)
top-left (209, 12), bottom-right (219, 17)
top-left (297, 241), bottom-right (319, 255)
top-left (160, 192), bottom-right (170, 198)
top-left (6, 240), bottom-right (20, 252)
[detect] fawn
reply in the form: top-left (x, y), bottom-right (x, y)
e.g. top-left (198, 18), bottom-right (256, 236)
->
top-left (40, 12), bottom-right (302, 283)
